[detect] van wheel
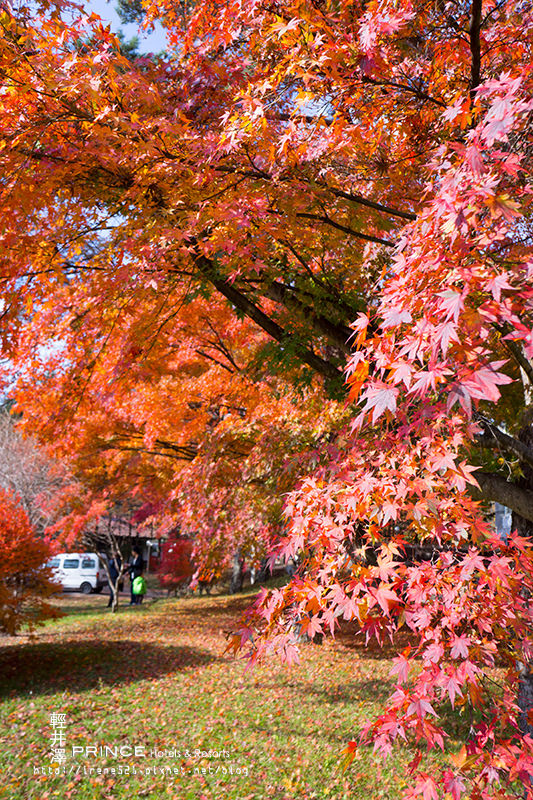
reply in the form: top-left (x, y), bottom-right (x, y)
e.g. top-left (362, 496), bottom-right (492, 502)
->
top-left (80, 582), bottom-right (93, 595)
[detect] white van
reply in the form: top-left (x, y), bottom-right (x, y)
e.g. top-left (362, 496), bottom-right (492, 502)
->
top-left (46, 553), bottom-right (107, 594)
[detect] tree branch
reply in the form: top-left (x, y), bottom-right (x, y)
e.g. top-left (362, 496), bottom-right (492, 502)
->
top-left (290, 212), bottom-right (395, 247)
top-left (263, 280), bottom-right (353, 353)
top-left (195, 348), bottom-right (236, 373)
top-left (471, 472), bottom-right (533, 524)
top-left (360, 75), bottom-right (447, 108)
top-left (265, 111), bottom-right (334, 127)
top-left (215, 164), bottom-right (415, 223)
top-left (105, 445), bottom-right (196, 462)
top-left (492, 322), bottom-right (533, 386)
top-left (326, 186), bottom-right (417, 221)
top-left (469, 0), bottom-right (483, 98)
top-left (203, 318), bottom-right (243, 372)
top-left (187, 241), bottom-right (344, 384)
top-left (474, 413), bottom-right (533, 470)
top-left (103, 433), bottom-right (198, 461)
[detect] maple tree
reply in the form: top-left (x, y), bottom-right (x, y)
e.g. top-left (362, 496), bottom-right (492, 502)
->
top-left (0, 0), bottom-right (533, 796)
top-left (0, 488), bottom-right (60, 634)
top-left (157, 533), bottom-right (195, 594)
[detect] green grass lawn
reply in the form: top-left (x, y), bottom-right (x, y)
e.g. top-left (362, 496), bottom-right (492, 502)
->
top-left (0, 590), bottom-right (451, 800)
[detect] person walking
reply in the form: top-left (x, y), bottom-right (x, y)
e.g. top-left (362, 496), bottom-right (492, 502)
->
top-left (129, 547), bottom-right (144, 605)
top-left (106, 556), bottom-right (119, 608)
top-left (132, 574), bottom-right (147, 604)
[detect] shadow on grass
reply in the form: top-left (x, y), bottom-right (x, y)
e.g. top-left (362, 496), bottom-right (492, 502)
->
top-left (306, 676), bottom-right (394, 705)
top-left (0, 639), bottom-right (220, 699)
top-left (303, 669), bottom-right (477, 744)
top-left (181, 596), bottom-right (253, 617)
top-left (49, 602), bottom-right (107, 619)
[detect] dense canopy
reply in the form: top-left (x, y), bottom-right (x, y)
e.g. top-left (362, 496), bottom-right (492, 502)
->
top-left (1, 0), bottom-right (533, 795)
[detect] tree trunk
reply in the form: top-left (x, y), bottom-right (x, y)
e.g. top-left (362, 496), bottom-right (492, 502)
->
top-left (518, 663), bottom-right (533, 736)
top-left (230, 550), bottom-right (244, 594)
top-left (512, 414), bottom-right (533, 789)
top-left (110, 579), bottom-right (120, 613)
top-left (109, 569), bottom-right (125, 612)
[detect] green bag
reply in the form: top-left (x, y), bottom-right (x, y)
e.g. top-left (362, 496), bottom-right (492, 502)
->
top-left (132, 576), bottom-right (147, 595)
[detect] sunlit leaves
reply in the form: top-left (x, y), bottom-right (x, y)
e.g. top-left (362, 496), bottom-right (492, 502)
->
top-left (0, 488), bottom-right (61, 634)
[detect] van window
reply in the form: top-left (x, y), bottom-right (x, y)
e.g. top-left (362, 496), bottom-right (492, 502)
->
top-left (47, 557), bottom-right (60, 568)
top-left (63, 558), bottom-right (80, 569)
top-left (81, 557), bottom-right (95, 570)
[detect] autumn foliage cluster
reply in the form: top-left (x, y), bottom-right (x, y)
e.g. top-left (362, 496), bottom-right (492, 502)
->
top-left (0, 488), bottom-right (59, 634)
top-left (156, 535), bottom-right (194, 593)
top-left (1, 0), bottom-right (533, 795)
